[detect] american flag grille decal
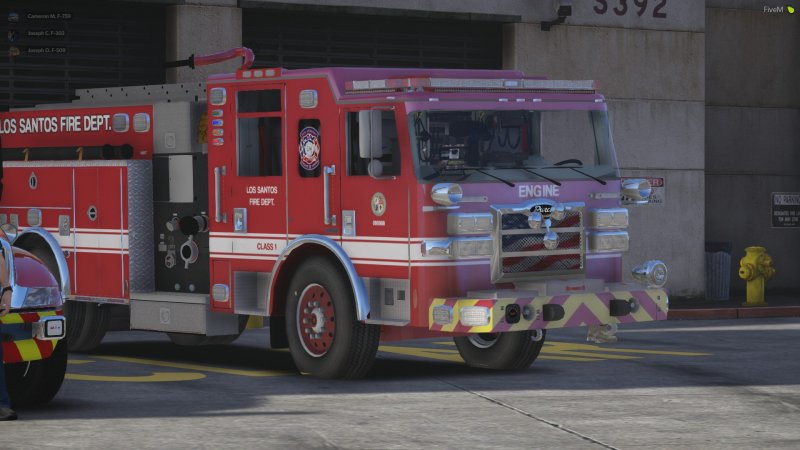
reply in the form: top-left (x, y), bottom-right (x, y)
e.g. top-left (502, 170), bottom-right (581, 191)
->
top-left (501, 211), bottom-right (581, 230)
top-left (492, 205), bottom-right (585, 282)
top-left (502, 232), bottom-right (582, 253)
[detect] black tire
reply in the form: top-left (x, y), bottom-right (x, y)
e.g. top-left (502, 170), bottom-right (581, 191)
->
top-left (285, 256), bottom-right (379, 379)
top-left (454, 330), bottom-right (546, 370)
top-left (6, 338), bottom-right (68, 407)
top-left (64, 301), bottom-right (110, 352)
top-left (167, 315), bottom-right (248, 346)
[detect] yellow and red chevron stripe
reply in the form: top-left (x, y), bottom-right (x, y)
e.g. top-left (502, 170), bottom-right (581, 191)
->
top-left (1, 310), bottom-right (62, 363)
top-left (429, 289), bottom-right (668, 333)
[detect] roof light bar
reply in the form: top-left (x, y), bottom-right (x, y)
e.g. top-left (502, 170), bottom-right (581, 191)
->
top-left (345, 77), bottom-right (596, 93)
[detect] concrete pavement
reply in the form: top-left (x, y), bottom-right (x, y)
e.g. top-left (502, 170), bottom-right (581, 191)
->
top-left (1, 318), bottom-right (798, 449)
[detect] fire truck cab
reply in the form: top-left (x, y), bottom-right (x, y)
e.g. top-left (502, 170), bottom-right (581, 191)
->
top-left (0, 49), bottom-right (668, 378)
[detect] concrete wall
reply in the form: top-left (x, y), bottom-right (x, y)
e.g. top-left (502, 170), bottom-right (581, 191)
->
top-left (705, 5), bottom-right (800, 294)
top-left (504, 4), bottom-right (706, 297)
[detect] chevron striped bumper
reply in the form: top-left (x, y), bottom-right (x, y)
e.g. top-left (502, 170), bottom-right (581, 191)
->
top-left (429, 289), bottom-right (668, 333)
top-left (1, 310), bottom-right (65, 363)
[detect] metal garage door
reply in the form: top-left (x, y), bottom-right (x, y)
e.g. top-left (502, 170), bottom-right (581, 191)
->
top-left (0, 1), bottom-right (166, 110)
top-left (243, 10), bottom-right (502, 70)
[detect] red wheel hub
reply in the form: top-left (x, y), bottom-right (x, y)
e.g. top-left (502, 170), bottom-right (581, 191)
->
top-left (297, 284), bottom-right (336, 357)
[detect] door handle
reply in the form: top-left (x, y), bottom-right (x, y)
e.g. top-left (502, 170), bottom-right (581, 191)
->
top-left (214, 166), bottom-right (227, 223)
top-left (323, 165), bottom-right (336, 226)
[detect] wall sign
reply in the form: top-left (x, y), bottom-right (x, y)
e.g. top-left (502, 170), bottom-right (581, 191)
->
top-left (772, 192), bottom-right (800, 228)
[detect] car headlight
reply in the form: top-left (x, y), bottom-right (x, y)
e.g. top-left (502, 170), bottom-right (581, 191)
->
top-left (588, 208), bottom-right (629, 229)
top-left (460, 306), bottom-right (491, 326)
top-left (19, 287), bottom-right (63, 308)
top-left (587, 231), bottom-right (629, 253)
top-left (447, 213), bottom-right (493, 235)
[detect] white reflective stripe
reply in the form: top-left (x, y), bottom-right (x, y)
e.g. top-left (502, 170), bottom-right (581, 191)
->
top-left (52, 232), bottom-right (129, 251)
top-left (342, 236), bottom-right (409, 242)
top-left (72, 248), bottom-right (129, 255)
top-left (209, 237), bottom-right (286, 256)
top-left (207, 236), bottom-right (498, 262)
top-left (210, 253), bottom-right (278, 261)
top-left (73, 227), bottom-right (128, 235)
top-left (341, 241), bottom-right (408, 261)
top-left (74, 233), bottom-right (129, 250)
top-left (349, 259), bottom-right (488, 267)
top-left (210, 231), bottom-right (287, 238)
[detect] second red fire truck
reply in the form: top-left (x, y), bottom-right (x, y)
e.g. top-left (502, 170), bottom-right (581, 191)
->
top-left (0, 48), bottom-right (668, 378)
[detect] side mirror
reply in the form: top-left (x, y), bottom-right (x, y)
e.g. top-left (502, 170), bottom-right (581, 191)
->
top-left (621, 178), bottom-right (652, 205)
top-left (0, 223), bottom-right (18, 243)
top-left (358, 110), bottom-right (383, 159)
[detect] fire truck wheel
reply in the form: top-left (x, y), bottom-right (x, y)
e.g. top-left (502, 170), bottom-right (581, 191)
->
top-left (6, 338), bottom-right (68, 407)
top-left (64, 301), bottom-right (110, 352)
top-left (285, 256), bottom-right (379, 379)
top-left (453, 330), bottom-right (546, 370)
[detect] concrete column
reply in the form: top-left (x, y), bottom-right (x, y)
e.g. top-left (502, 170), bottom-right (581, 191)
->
top-left (165, 4), bottom-right (242, 83)
top-left (503, 2), bottom-right (706, 297)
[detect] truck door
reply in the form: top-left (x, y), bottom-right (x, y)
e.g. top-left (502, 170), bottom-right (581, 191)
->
top-left (338, 107), bottom-right (411, 323)
top-left (284, 80), bottom-right (341, 242)
top-left (208, 84), bottom-right (287, 313)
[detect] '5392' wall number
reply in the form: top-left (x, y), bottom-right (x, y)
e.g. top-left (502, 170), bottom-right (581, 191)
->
top-left (594, 0), bottom-right (668, 18)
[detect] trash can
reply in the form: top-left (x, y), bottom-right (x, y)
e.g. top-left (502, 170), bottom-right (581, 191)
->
top-left (705, 241), bottom-right (732, 301)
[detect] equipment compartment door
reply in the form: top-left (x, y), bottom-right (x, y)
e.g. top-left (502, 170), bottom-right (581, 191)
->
top-left (73, 165), bottom-right (125, 299)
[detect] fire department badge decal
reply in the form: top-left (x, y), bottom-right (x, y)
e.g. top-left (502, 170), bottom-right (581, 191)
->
top-left (371, 192), bottom-right (386, 216)
top-left (298, 126), bottom-right (321, 171)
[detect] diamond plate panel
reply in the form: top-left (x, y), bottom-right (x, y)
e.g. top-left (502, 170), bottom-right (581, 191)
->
top-left (127, 160), bottom-right (155, 293)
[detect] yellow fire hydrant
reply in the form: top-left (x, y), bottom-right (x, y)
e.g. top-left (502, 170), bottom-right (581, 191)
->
top-left (738, 246), bottom-right (775, 306)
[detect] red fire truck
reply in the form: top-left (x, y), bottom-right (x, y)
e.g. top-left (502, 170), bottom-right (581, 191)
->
top-left (0, 48), bottom-right (668, 378)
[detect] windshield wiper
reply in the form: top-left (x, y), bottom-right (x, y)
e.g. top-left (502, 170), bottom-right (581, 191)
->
top-left (462, 167), bottom-right (515, 187)
top-left (551, 159), bottom-right (607, 185)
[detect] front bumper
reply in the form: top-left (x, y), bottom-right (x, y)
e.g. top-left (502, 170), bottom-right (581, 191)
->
top-left (1, 310), bottom-right (65, 363)
top-left (429, 287), bottom-right (668, 333)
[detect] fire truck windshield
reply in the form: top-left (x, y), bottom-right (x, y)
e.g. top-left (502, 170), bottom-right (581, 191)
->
top-left (409, 109), bottom-right (619, 183)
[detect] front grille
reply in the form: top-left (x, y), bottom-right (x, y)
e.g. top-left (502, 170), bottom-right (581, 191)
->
top-left (502, 255), bottom-right (583, 274)
top-left (491, 202), bottom-right (585, 282)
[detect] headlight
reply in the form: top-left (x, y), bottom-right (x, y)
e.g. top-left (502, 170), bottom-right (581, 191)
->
top-left (447, 213), bottom-right (493, 235)
top-left (432, 305), bottom-right (453, 325)
top-left (587, 231), bottom-right (629, 253)
top-left (460, 306), bottom-right (490, 326)
top-left (632, 260), bottom-right (668, 288)
top-left (421, 238), bottom-right (493, 259)
top-left (20, 287), bottom-right (63, 308)
top-left (431, 183), bottom-right (463, 206)
top-left (588, 208), bottom-right (629, 229)
top-left (452, 238), bottom-right (493, 258)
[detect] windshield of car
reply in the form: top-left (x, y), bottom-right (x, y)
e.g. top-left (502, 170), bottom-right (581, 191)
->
top-left (408, 109), bottom-right (619, 183)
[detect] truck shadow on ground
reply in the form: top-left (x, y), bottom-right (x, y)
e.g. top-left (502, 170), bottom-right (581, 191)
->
top-left (16, 325), bottom-right (799, 420)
